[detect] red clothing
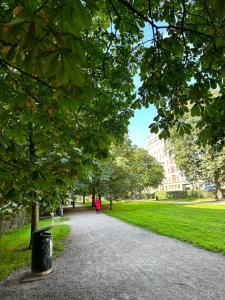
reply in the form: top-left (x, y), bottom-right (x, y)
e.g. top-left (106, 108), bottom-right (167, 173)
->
top-left (95, 198), bottom-right (101, 209)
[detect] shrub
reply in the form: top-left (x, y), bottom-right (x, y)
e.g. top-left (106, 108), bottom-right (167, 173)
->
top-left (155, 189), bottom-right (218, 200)
top-left (0, 208), bottom-right (30, 236)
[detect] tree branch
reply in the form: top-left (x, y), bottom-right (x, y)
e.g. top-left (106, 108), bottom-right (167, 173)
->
top-left (117, 0), bottom-right (156, 28)
top-left (117, 0), bottom-right (214, 40)
top-left (0, 59), bottom-right (54, 90)
top-left (34, 0), bottom-right (49, 14)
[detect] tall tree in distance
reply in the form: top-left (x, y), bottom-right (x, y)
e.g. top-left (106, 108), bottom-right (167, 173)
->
top-left (170, 116), bottom-right (225, 201)
top-left (99, 138), bottom-right (164, 200)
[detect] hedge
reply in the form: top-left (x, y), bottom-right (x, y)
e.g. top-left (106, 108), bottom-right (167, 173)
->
top-left (0, 208), bottom-right (30, 236)
top-left (155, 189), bottom-right (218, 200)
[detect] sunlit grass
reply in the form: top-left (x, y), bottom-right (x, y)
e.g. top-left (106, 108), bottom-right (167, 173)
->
top-left (106, 202), bottom-right (225, 253)
top-left (156, 197), bottom-right (214, 202)
top-left (0, 217), bottom-right (70, 281)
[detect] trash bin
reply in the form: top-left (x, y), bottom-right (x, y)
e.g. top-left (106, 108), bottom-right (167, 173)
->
top-left (59, 208), bottom-right (63, 217)
top-left (31, 226), bottom-right (53, 275)
top-left (56, 207), bottom-right (63, 217)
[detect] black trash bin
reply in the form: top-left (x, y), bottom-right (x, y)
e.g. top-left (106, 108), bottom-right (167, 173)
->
top-left (31, 226), bottom-right (53, 275)
top-left (56, 207), bottom-right (63, 217)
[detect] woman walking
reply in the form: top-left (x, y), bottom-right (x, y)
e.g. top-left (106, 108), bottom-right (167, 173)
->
top-left (95, 197), bottom-right (101, 214)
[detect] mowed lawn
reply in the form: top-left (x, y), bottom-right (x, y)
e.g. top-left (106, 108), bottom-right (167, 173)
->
top-left (0, 218), bottom-right (70, 281)
top-left (106, 202), bottom-right (225, 253)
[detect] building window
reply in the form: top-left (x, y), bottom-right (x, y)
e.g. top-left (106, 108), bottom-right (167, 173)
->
top-left (171, 175), bottom-right (176, 182)
top-left (170, 166), bottom-right (176, 173)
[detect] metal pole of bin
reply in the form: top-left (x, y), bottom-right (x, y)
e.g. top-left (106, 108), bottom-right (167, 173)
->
top-left (31, 226), bottom-right (53, 275)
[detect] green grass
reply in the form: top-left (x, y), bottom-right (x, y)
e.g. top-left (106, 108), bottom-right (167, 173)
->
top-left (0, 217), bottom-right (70, 281)
top-left (84, 197), bottom-right (215, 205)
top-left (106, 202), bottom-right (225, 254)
top-left (155, 197), bottom-right (214, 202)
top-left (82, 200), bottom-right (109, 206)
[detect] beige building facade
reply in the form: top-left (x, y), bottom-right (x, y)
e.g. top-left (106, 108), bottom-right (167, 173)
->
top-left (148, 134), bottom-right (191, 191)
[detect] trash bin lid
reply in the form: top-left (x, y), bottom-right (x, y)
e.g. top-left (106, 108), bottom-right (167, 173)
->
top-left (33, 226), bottom-right (52, 234)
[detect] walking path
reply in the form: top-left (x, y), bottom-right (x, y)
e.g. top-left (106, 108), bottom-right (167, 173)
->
top-left (1, 207), bottom-right (225, 299)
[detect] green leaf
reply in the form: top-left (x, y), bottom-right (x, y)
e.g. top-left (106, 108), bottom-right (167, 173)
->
top-left (69, 65), bottom-right (84, 87)
top-left (0, 18), bottom-right (26, 32)
top-left (31, 171), bottom-right (39, 181)
top-left (214, 0), bottom-right (225, 16)
top-left (191, 104), bottom-right (201, 117)
top-left (189, 86), bottom-right (202, 101)
top-left (149, 123), bottom-right (159, 134)
top-left (6, 188), bottom-right (16, 199)
top-left (41, 52), bottom-right (59, 78)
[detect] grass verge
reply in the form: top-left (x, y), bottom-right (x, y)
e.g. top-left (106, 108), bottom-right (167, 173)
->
top-left (105, 202), bottom-right (225, 254)
top-left (0, 217), bottom-right (70, 281)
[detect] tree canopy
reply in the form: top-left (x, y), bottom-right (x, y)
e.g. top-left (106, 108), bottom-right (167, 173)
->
top-left (97, 138), bottom-right (164, 199)
top-left (1, 0), bottom-right (224, 147)
top-left (0, 0), bottom-right (137, 213)
top-left (170, 115), bottom-right (225, 200)
top-left (0, 0), bottom-right (224, 214)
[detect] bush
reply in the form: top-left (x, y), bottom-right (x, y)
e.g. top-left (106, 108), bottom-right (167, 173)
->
top-left (0, 208), bottom-right (30, 236)
top-left (155, 189), bottom-right (217, 200)
top-left (155, 191), bottom-right (167, 199)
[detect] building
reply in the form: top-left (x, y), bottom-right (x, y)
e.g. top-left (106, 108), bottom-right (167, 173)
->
top-left (147, 134), bottom-right (191, 191)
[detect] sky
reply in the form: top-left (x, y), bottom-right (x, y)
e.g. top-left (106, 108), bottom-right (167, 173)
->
top-left (128, 74), bottom-right (157, 149)
top-left (127, 24), bottom-right (160, 149)
top-left (128, 105), bottom-right (157, 149)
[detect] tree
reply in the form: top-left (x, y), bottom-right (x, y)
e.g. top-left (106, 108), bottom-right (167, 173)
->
top-left (2, 1), bottom-right (225, 147)
top-left (0, 1), bottom-right (137, 243)
top-left (170, 116), bottom-right (225, 200)
top-left (115, 0), bottom-right (224, 147)
top-left (99, 138), bottom-right (164, 200)
top-left (1, 1), bottom-right (224, 241)
top-left (131, 148), bottom-right (165, 197)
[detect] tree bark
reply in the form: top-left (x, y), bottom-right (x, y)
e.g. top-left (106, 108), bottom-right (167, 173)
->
top-left (29, 201), bottom-right (39, 249)
top-left (214, 170), bottom-right (223, 201)
top-left (82, 192), bottom-right (86, 204)
top-left (28, 122), bottom-right (39, 248)
top-left (92, 187), bottom-right (96, 207)
top-left (109, 198), bottom-right (113, 211)
top-left (98, 194), bottom-right (102, 206)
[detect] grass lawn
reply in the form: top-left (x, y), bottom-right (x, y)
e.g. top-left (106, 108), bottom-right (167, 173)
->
top-left (155, 197), bottom-right (214, 202)
top-left (106, 202), bottom-right (225, 254)
top-left (82, 200), bottom-right (109, 206)
top-left (0, 217), bottom-right (70, 281)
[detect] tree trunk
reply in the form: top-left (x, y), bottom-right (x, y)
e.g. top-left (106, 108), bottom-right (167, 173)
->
top-left (82, 192), bottom-right (86, 204)
top-left (28, 122), bottom-right (39, 248)
top-left (29, 201), bottom-right (39, 249)
top-left (98, 194), bottom-right (102, 206)
top-left (92, 187), bottom-right (96, 207)
top-left (214, 170), bottom-right (223, 201)
top-left (109, 199), bottom-right (113, 211)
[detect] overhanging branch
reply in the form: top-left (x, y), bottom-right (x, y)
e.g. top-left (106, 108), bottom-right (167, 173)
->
top-left (0, 59), bottom-right (54, 90)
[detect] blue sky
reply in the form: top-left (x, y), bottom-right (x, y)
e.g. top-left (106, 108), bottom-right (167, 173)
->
top-left (128, 105), bottom-right (157, 149)
top-left (127, 23), bottom-right (167, 149)
top-left (128, 74), bottom-right (157, 149)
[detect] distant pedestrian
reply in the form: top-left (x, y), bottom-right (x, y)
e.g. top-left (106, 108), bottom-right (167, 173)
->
top-left (95, 197), bottom-right (101, 214)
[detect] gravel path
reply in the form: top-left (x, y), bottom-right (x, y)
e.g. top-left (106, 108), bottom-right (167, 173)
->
top-left (1, 207), bottom-right (225, 299)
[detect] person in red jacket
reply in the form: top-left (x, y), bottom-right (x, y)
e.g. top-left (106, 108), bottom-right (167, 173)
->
top-left (95, 197), bottom-right (101, 214)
